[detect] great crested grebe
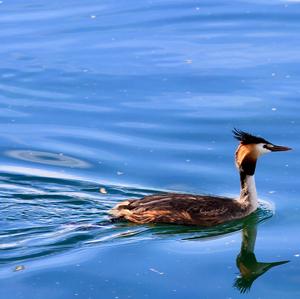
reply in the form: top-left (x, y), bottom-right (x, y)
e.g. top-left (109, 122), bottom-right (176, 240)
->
top-left (109, 129), bottom-right (291, 226)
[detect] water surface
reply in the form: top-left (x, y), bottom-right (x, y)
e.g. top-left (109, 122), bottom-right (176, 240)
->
top-left (0, 0), bottom-right (300, 298)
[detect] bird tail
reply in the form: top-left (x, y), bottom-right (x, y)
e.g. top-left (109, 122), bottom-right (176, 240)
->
top-left (109, 200), bottom-right (133, 218)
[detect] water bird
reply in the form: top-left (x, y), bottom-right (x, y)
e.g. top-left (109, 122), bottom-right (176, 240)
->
top-left (109, 129), bottom-right (291, 226)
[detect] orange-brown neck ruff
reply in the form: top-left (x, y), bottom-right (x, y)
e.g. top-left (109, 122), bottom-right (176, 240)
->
top-left (235, 144), bottom-right (259, 212)
top-left (235, 144), bottom-right (259, 176)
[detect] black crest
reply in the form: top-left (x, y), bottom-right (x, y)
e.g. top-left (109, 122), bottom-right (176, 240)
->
top-left (232, 128), bottom-right (270, 145)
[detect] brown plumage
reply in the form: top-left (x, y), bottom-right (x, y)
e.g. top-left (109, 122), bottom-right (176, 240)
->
top-left (110, 193), bottom-right (252, 226)
top-left (109, 129), bottom-right (291, 226)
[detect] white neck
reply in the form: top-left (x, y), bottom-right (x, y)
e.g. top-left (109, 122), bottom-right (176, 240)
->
top-left (239, 174), bottom-right (258, 213)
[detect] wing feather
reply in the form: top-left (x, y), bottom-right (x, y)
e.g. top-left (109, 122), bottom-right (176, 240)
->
top-left (110, 193), bottom-right (237, 226)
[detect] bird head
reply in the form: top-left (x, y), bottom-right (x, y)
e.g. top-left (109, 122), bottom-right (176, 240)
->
top-left (232, 129), bottom-right (292, 176)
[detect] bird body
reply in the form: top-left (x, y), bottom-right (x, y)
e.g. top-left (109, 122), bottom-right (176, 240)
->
top-left (110, 193), bottom-right (253, 226)
top-left (109, 129), bottom-right (291, 226)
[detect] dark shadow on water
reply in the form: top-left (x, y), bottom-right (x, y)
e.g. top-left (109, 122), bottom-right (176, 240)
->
top-left (233, 214), bottom-right (289, 294)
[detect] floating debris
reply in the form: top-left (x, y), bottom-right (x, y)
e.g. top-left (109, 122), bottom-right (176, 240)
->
top-left (294, 254), bottom-right (300, 257)
top-left (117, 171), bottom-right (124, 176)
top-left (149, 268), bottom-right (164, 275)
top-left (100, 187), bottom-right (107, 194)
top-left (14, 265), bottom-right (25, 272)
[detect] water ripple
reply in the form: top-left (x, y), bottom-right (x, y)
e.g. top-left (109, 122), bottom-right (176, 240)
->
top-left (0, 0), bottom-right (297, 296)
top-left (0, 170), bottom-right (274, 266)
top-left (6, 150), bottom-right (90, 168)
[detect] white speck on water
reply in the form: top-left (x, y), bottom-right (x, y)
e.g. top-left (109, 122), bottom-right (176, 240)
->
top-left (186, 159), bottom-right (191, 163)
top-left (90, 15), bottom-right (96, 19)
top-left (285, 74), bottom-right (291, 79)
top-left (294, 254), bottom-right (300, 257)
top-left (225, 239), bottom-right (236, 246)
top-left (100, 187), bottom-right (107, 194)
top-left (14, 265), bottom-right (25, 272)
top-left (271, 107), bottom-right (277, 111)
top-left (149, 268), bottom-right (164, 275)
top-left (117, 171), bottom-right (124, 176)
top-left (285, 164), bottom-right (289, 167)
top-left (185, 59), bottom-right (193, 64)
top-left (2, 73), bottom-right (15, 78)
top-left (271, 72), bottom-right (276, 77)
top-left (268, 190), bottom-right (276, 194)
top-left (0, 242), bottom-right (17, 249)
top-left (195, 7), bottom-right (200, 10)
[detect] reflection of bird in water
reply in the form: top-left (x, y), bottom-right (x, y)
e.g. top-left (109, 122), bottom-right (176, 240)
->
top-left (110, 129), bottom-right (291, 226)
top-left (234, 216), bottom-right (289, 293)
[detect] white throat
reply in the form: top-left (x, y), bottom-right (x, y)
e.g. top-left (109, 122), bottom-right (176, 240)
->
top-left (240, 174), bottom-right (258, 213)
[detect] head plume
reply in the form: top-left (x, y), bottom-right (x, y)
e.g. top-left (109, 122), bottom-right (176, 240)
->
top-left (233, 129), bottom-right (263, 176)
top-left (232, 128), bottom-right (270, 145)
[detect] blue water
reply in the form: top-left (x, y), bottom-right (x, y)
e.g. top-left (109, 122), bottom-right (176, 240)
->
top-left (0, 0), bottom-right (300, 298)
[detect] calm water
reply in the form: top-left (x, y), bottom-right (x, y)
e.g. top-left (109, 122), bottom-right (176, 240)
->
top-left (0, 0), bottom-right (300, 298)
